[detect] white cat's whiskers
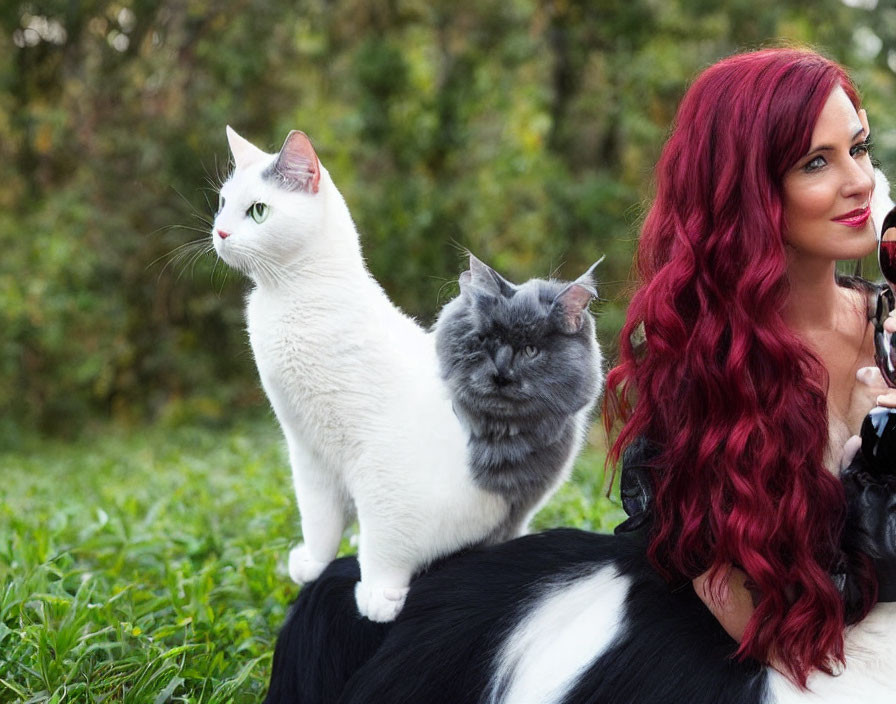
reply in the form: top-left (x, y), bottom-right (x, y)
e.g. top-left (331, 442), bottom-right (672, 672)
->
top-left (212, 257), bottom-right (231, 295)
top-left (149, 230), bottom-right (216, 282)
top-left (254, 257), bottom-right (291, 289)
top-left (223, 240), bottom-right (289, 289)
top-left (209, 154), bottom-right (232, 192)
top-left (170, 185), bottom-right (211, 224)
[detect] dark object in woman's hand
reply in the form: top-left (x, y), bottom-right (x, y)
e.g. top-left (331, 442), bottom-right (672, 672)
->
top-left (842, 420), bottom-right (896, 603)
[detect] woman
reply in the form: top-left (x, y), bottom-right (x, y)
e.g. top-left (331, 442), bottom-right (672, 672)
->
top-left (605, 46), bottom-right (887, 684)
top-left (263, 48), bottom-right (896, 704)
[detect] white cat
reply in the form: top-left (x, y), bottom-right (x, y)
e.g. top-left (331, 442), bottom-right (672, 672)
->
top-left (211, 127), bottom-right (508, 621)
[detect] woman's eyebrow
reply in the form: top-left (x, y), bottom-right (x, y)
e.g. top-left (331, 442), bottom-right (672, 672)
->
top-left (804, 126), bottom-right (866, 155)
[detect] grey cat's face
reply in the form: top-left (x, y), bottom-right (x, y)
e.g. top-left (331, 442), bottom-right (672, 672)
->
top-left (435, 256), bottom-right (603, 419)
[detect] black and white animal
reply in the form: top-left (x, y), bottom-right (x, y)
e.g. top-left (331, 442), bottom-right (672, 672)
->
top-left (263, 528), bottom-right (894, 704)
top-left (211, 128), bottom-right (603, 621)
top-left (434, 255), bottom-right (605, 542)
top-left (262, 436), bottom-right (896, 704)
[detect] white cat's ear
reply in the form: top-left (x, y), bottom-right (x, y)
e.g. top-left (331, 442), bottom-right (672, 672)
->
top-left (553, 279), bottom-right (597, 334)
top-left (465, 254), bottom-right (515, 298)
top-left (271, 130), bottom-right (321, 194)
top-left (226, 125), bottom-right (269, 171)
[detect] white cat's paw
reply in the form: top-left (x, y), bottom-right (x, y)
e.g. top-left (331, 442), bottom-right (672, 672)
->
top-left (354, 581), bottom-right (409, 622)
top-left (287, 544), bottom-right (329, 585)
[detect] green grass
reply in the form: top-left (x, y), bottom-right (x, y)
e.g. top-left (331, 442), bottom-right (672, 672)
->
top-left (0, 418), bottom-right (623, 703)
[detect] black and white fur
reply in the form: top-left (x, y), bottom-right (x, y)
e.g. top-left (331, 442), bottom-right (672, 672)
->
top-left (264, 529), bottom-right (895, 704)
top-left (434, 256), bottom-right (604, 542)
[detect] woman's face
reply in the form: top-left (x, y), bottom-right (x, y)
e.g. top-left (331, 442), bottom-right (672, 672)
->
top-left (781, 86), bottom-right (876, 262)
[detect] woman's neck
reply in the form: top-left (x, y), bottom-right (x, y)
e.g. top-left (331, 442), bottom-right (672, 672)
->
top-left (782, 256), bottom-right (842, 333)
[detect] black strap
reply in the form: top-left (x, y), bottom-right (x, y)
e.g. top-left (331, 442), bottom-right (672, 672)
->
top-left (613, 436), bottom-right (658, 546)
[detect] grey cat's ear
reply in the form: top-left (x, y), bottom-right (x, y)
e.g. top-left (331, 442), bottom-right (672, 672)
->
top-left (270, 130), bottom-right (321, 194)
top-left (464, 254), bottom-right (516, 298)
top-left (458, 269), bottom-right (473, 294)
top-left (574, 255), bottom-right (605, 292)
top-left (552, 280), bottom-right (597, 333)
top-left (226, 126), bottom-right (269, 171)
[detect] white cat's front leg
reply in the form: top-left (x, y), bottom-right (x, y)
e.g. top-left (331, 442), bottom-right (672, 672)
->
top-left (285, 440), bottom-right (346, 585)
top-left (354, 525), bottom-right (414, 622)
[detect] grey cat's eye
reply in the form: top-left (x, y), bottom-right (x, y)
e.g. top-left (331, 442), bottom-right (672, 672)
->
top-left (248, 202), bottom-right (269, 223)
top-left (524, 346), bottom-right (539, 358)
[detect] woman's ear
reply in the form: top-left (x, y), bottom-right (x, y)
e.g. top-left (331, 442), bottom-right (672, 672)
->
top-left (859, 108), bottom-right (870, 137)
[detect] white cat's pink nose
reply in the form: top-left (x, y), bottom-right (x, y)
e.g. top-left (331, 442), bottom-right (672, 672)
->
top-left (217, 229), bottom-right (231, 240)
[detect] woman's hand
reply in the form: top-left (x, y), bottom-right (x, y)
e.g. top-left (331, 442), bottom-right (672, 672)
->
top-left (884, 310), bottom-right (896, 337)
top-left (856, 366), bottom-right (896, 410)
top-left (693, 568), bottom-right (794, 676)
top-left (880, 310), bottom-right (896, 407)
top-left (692, 566), bottom-right (756, 643)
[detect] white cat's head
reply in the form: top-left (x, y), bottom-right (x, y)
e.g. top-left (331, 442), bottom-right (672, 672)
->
top-left (212, 126), bottom-right (330, 281)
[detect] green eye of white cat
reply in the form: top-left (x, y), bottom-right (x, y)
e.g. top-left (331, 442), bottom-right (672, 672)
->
top-left (524, 346), bottom-right (539, 358)
top-left (248, 202), bottom-right (269, 223)
top-left (217, 195), bottom-right (225, 213)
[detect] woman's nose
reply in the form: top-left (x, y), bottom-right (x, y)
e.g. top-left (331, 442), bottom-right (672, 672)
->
top-left (842, 159), bottom-right (874, 202)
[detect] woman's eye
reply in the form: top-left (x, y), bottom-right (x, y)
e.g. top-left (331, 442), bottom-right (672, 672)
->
top-left (248, 202), bottom-right (269, 223)
top-left (524, 345), bottom-right (539, 358)
top-left (851, 139), bottom-right (871, 158)
top-left (217, 195), bottom-right (225, 213)
top-left (802, 156), bottom-right (826, 173)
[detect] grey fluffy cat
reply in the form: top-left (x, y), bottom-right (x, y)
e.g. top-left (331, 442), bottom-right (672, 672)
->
top-left (434, 255), bottom-right (605, 541)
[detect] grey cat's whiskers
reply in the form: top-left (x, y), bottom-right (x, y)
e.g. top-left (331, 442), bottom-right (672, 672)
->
top-left (548, 259), bottom-right (567, 281)
top-left (435, 277), bottom-right (461, 305)
top-left (445, 238), bottom-right (471, 257)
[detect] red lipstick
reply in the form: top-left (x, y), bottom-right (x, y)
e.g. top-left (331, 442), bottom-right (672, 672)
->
top-left (832, 206), bottom-right (871, 228)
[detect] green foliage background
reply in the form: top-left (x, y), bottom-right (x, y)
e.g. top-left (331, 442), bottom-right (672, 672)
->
top-left (4, 0), bottom-right (896, 439)
top-left (4, 3), bottom-right (896, 700)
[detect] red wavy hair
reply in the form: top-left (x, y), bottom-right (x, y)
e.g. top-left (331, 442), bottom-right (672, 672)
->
top-left (604, 48), bottom-right (876, 685)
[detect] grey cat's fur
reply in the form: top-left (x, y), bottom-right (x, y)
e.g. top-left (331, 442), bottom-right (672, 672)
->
top-left (434, 255), bottom-right (605, 542)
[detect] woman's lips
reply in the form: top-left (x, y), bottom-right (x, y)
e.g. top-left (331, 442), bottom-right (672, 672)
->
top-left (832, 207), bottom-right (871, 228)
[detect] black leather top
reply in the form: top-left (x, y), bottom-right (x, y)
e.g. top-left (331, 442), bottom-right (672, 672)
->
top-left (613, 435), bottom-right (896, 606)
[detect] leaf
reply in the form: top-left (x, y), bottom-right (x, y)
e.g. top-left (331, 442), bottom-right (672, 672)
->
top-left (152, 676), bottom-right (185, 704)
